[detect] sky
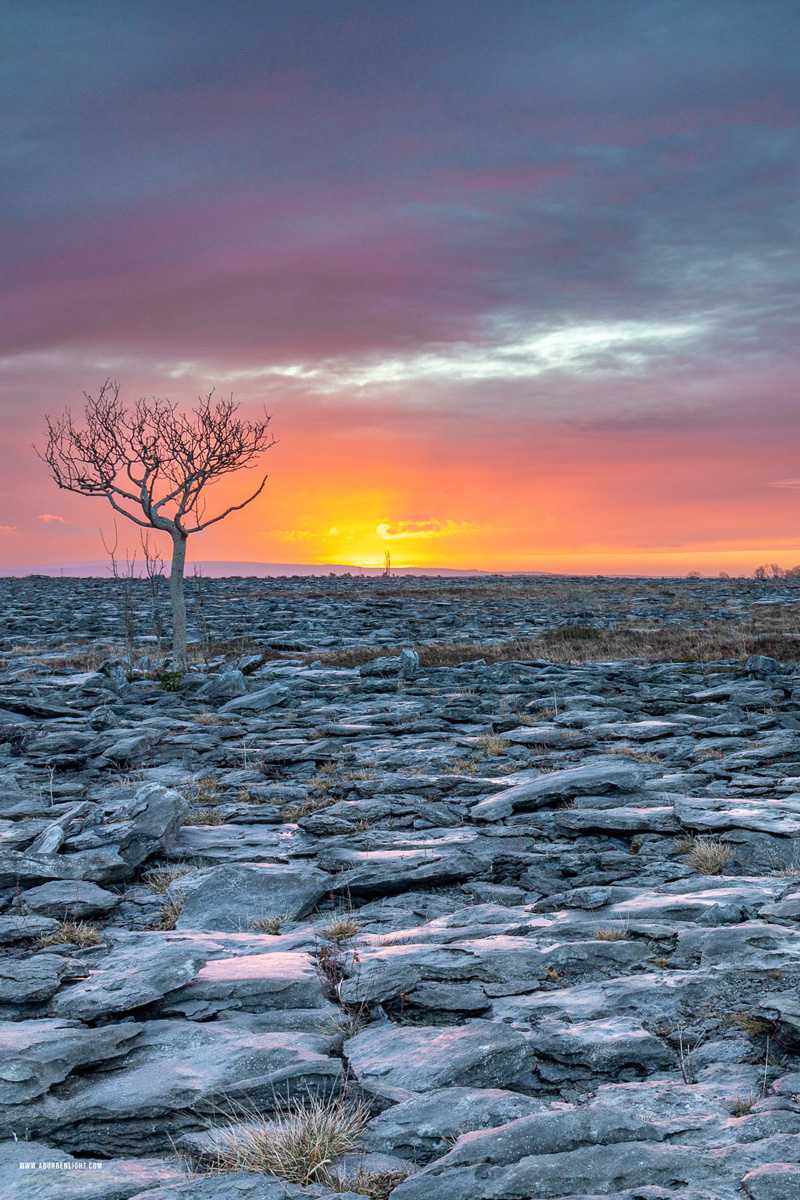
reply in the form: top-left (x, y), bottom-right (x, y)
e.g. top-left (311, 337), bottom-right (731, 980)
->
top-left (1, 0), bottom-right (799, 575)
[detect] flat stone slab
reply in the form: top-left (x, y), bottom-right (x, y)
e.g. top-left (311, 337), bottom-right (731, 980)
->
top-left (320, 845), bottom-right (481, 898)
top-left (0, 955), bottom-right (80, 1005)
top-left (471, 759), bottom-right (644, 822)
top-left (555, 805), bottom-right (680, 834)
top-left (0, 1020), bottom-right (140, 1105)
top-left (530, 1016), bottom-right (675, 1076)
top-left (49, 937), bottom-right (208, 1019)
top-left (343, 1019), bottom-right (532, 1100)
top-left (1, 1143), bottom-right (185, 1200)
top-left (165, 824), bottom-right (316, 863)
top-left (675, 795), bottom-right (800, 835)
top-left (18, 881), bottom-right (120, 918)
top-left (157, 951), bottom-right (326, 1017)
top-left (4, 1020), bottom-right (341, 1155)
top-left (174, 863), bottom-right (332, 930)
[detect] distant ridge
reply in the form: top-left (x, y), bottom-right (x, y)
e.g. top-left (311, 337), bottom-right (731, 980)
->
top-left (0, 560), bottom-right (499, 579)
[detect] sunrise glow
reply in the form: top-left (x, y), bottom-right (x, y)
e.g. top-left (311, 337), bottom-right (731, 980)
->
top-left (1, 4), bottom-right (799, 576)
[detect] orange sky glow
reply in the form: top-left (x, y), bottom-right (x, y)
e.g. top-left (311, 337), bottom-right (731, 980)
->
top-left (2, 6), bottom-right (799, 578)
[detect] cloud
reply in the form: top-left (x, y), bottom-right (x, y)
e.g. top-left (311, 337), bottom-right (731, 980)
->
top-left (376, 519), bottom-right (480, 541)
top-left (266, 528), bottom-right (315, 541)
top-left (0, 526), bottom-right (19, 534)
top-left (38, 513), bottom-right (66, 523)
top-left (203, 317), bottom-right (710, 395)
top-left (767, 478), bottom-right (800, 489)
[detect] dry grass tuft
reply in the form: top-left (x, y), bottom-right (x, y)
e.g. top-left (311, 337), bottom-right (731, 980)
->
top-left (37, 920), bottom-right (101, 948)
top-left (447, 755), bottom-right (481, 776)
top-left (604, 742), bottom-right (660, 763)
top-left (476, 733), bottom-right (510, 756)
top-left (321, 916), bottom-right (362, 943)
top-left (282, 796), bottom-right (330, 821)
top-left (324, 1005), bottom-right (370, 1045)
top-left (680, 835), bottom-right (735, 875)
top-left (188, 775), bottom-right (221, 804)
top-left (183, 808), bottom-right (226, 826)
top-left (724, 1012), bottom-right (773, 1037)
top-left (594, 927), bottom-right (627, 941)
top-left (252, 912), bottom-right (292, 935)
top-left (204, 1095), bottom-right (369, 1187)
top-left (195, 712), bottom-right (222, 726)
top-left (142, 865), bottom-right (189, 894)
top-left (336, 1167), bottom-right (411, 1198)
top-left (156, 897), bottom-right (184, 930)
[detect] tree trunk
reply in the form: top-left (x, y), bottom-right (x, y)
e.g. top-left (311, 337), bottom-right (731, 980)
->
top-left (169, 532), bottom-right (189, 672)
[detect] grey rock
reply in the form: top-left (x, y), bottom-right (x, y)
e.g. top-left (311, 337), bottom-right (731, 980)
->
top-left (471, 759), bottom-right (644, 822)
top-left (741, 1163), bottom-right (800, 1199)
top-left (49, 938), bottom-right (208, 1018)
top-left (746, 655), bottom-right (783, 675)
top-left (165, 823), bottom-right (315, 865)
top-left (18, 881), bottom-right (120, 919)
top-left (105, 783), bottom-right (188, 870)
top-left (2, 1142), bottom-right (185, 1199)
top-left (0, 1019), bottom-right (139, 1105)
top-left (0, 955), bottom-right (81, 1005)
top-left (196, 669), bottom-right (247, 701)
top-left (530, 1017), bottom-right (675, 1078)
top-left (0, 846), bottom-right (128, 888)
top-left (6, 1020), bottom-right (341, 1154)
top-left (156, 951), bottom-right (327, 1017)
top-left (555, 805), bottom-right (680, 834)
top-left (219, 685), bottom-right (289, 714)
top-left (0, 914), bottom-right (60, 945)
top-left (359, 656), bottom-right (402, 677)
top-left (318, 844), bottom-right (481, 898)
top-left (400, 648), bottom-right (420, 679)
top-left (174, 863), bottom-right (331, 930)
top-left (363, 1086), bottom-right (546, 1161)
top-left (344, 1020), bottom-right (532, 1101)
top-left (125, 1175), bottom-right (329, 1200)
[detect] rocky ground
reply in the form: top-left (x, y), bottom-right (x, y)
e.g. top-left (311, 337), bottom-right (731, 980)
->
top-left (3, 574), bottom-right (800, 1199)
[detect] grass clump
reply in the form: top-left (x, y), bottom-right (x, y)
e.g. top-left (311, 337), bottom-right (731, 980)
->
top-left (252, 912), bottom-right (292, 935)
top-left (183, 808), bottom-right (226, 826)
top-left (204, 1095), bottom-right (369, 1187)
top-left (156, 897), bottom-right (184, 930)
top-left (142, 865), bottom-right (188, 894)
top-left (321, 916), bottom-right (362, 943)
top-left (678, 835), bottom-right (735, 875)
top-left (447, 755), bottom-right (481, 776)
top-left (725, 1012), bottom-right (773, 1037)
top-left (593, 927), bottom-right (627, 941)
top-left (282, 797), bottom-right (329, 821)
top-left (37, 920), bottom-right (101, 948)
top-left (341, 767), bottom-right (374, 782)
top-left (476, 733), bottom-right (510, 756)
top-left (336, 1167), bottom-right (410, 1198)
top-left (195, 712), bottom-right (222, 726)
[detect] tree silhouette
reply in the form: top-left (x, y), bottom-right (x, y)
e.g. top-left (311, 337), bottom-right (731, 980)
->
top-left (40, 379), bottom-right (275, 670)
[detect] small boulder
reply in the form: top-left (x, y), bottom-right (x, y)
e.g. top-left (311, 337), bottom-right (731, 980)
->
top-left (19, 881), bottom-right (120, 919)
top-left (175, 863), bottom-right (331, 931)
top-left (195, 669), bottom-right (247, 701)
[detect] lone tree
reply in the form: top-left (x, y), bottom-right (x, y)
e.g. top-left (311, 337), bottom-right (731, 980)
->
top-left (40, 380), bottom-right (275, 671)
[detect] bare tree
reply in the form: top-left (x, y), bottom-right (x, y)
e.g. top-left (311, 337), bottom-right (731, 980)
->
top-left (39, 380), bottom-right (275, 671)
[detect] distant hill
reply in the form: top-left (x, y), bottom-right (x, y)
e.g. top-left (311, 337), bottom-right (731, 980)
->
top-left (0, 560), bottom-right (498, 579)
